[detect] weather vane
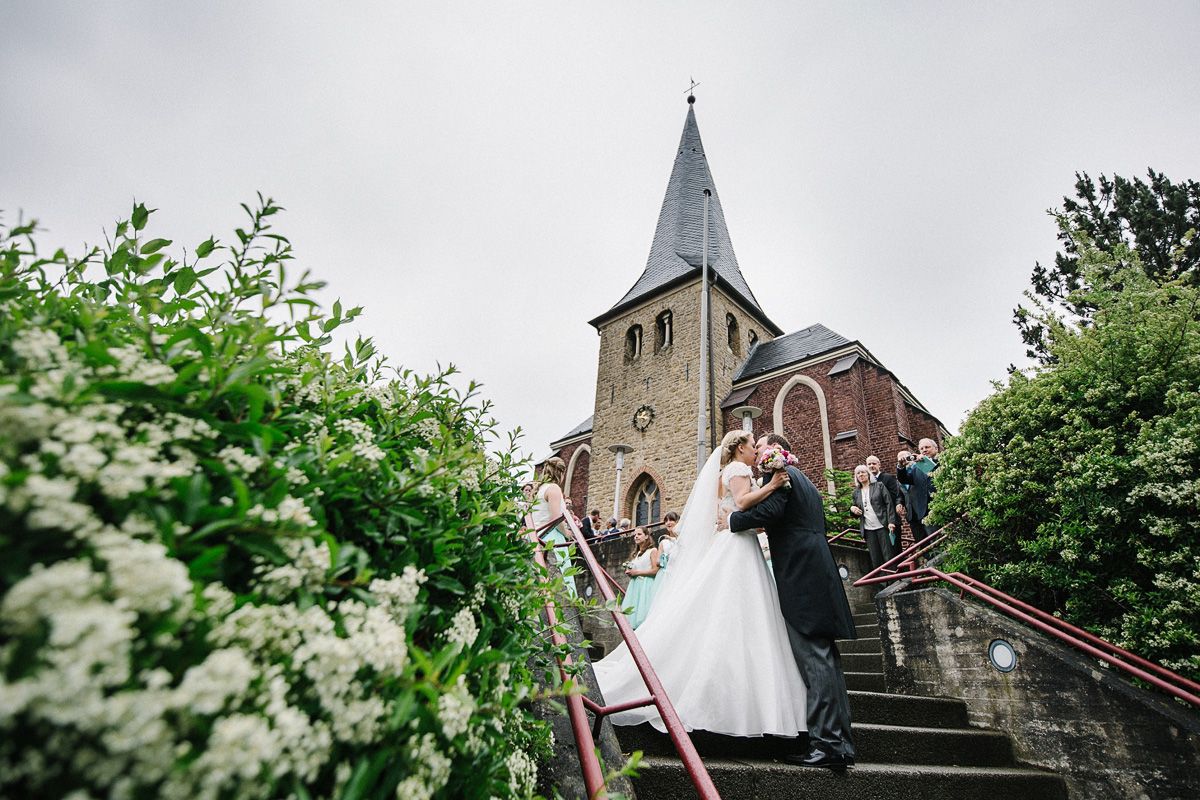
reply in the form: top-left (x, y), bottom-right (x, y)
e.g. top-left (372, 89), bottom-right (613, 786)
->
top-left (686, 77), bottom-right (700, 103)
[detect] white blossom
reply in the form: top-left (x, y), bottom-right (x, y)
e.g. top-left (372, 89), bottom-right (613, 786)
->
top-left (445, 607), bottom-right (479, 649)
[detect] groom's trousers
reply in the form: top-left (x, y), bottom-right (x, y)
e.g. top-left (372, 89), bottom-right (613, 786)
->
top-left (785, 622), bottom-right (856, 758)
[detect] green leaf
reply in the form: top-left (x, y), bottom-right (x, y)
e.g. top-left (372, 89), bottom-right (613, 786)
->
top-left (140, 238), bottom-right (172, 254)
top-left (131, 202), bottom-right (152, 231)
top-left (195, 237), bottom-right (216, 258)
top-left (173, 267), bottom-right (197, 294)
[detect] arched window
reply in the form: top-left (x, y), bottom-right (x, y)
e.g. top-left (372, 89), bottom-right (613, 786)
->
top-left (655, 310), bottom-right (673, 352)
top-left (625, 324), bottom-right (643, 361)
top-left (748, 330), bottom-right (759, 350)
top-left (632, 477), bottom-right (660, 527)
top-left (726, 313), bottom-right (740, 355)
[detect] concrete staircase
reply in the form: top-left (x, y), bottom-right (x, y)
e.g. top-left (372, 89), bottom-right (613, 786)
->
top-left (614, 604), bottom-right (1069, 799)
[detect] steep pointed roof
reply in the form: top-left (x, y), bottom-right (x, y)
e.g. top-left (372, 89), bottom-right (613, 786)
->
top-left (589, 100), bottom-right (783, 335)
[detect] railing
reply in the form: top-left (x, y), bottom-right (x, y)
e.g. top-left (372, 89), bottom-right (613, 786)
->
top-left (525, 511), bottom-right (721, 799)
top-left (827, 526), bottom-right (865, 545)
top-left (854, 524), bottom-right (1200, 708)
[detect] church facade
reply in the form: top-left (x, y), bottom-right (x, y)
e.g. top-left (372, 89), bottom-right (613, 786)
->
top-left (548, 99), bottom-right (948, 524)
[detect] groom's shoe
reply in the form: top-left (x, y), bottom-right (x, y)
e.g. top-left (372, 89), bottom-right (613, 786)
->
top-left (782, 748), bottom-right (847, 772)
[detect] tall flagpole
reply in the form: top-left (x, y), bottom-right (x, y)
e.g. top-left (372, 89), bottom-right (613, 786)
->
top-left (697, 187), bottom-right (711, 471)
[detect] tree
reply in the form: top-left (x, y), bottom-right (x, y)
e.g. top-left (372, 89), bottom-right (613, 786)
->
top-left (936, 233), bottom-right (1200, 682)
top-left (1014, 169), bottom-right (1200, 362)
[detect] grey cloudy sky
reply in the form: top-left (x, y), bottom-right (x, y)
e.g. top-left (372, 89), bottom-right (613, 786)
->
top-left (4, 2), bottom-right (1199, 463)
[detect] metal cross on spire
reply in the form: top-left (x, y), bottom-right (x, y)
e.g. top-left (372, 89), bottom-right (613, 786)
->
top-left (686, 77), bottom-right (700, 104)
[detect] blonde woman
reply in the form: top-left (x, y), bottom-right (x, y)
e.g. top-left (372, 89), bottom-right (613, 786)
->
top-left (529, 457), bottom-right (577, 597)
top-left (850, 464), bottom-right (896, 570)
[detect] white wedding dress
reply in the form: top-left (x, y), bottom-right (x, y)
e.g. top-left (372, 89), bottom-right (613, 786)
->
top-left (591, 450), bottom-right (808, 736)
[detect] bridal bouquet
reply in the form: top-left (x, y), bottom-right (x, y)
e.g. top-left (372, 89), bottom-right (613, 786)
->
top-left (758, 445), bottom-right (800, 472)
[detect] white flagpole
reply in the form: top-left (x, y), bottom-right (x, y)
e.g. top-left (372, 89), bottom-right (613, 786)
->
top-left (697, 188), bottom-right (711, 471)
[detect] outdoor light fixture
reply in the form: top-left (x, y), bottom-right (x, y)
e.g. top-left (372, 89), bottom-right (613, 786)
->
top-left (838, 564), bottom-right (850, 580)
top-left (988, 639), bottom-right (1017, 673)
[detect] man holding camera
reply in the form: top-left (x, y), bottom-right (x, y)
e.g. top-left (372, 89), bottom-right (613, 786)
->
top-left (896, 450), bottom-right (935, 543)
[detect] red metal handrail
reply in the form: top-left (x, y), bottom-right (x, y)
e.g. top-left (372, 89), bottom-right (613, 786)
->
top-left (526, 512), bottom-right (721, 799)
top-left (827, 526), bottom-right (865, 544)
top-left (853, 524), bottom-right (1200, 708)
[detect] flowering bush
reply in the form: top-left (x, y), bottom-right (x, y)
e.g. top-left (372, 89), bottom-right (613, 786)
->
top-left (0, 200), bottom-right (557, 798)
top-left (934, 231), bottom-right (1200, 682)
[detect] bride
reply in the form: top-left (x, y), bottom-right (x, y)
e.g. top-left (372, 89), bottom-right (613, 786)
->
top-left (591, 430), bottom-right (808, 737)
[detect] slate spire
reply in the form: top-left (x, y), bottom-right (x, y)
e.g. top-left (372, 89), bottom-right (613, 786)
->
top-left (590, 99), bottom-right (781, 334)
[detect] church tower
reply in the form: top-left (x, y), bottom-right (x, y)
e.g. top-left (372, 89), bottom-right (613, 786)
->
top-left (584, 97), bottom-right (783, 523)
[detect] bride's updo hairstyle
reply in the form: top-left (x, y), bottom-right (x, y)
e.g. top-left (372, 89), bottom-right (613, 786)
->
top-left (720, 430), bottom-right (754, 467)
top-left (540, 456), bottom-right (566, 487)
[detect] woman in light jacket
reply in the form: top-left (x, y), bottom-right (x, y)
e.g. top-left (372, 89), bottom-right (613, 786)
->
top-left (850, 464), bottom-right (897, 570)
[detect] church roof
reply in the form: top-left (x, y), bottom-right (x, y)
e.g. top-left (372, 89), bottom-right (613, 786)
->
top-left (549, 415), bottom-right (593, 448)
top-left (732, 323), bottom-right (852, 382)
top-left (589, 100), bottom-right (783, 336)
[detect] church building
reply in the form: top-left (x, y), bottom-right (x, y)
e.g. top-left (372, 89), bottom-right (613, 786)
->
top-left (548, 97), bottom-right (948, 524)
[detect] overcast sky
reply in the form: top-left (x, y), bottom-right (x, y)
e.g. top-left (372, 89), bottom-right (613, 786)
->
top-left (4, 2), bottom-right (1199, 463)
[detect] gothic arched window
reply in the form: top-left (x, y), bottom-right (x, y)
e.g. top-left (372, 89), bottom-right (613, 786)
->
top-left (655, 310), bottom-right (673, 352)
top-left (632, 477), bottom-right (660, 527)
top-left (748, 330), bottom-right (759, 350)
top-left (625, 324), bottom-right (643, 361)
top-left (726, 313), bottom-right (740, 355)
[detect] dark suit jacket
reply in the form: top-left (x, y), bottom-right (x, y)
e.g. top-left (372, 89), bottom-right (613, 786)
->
top-left (729, 466), bottom-right (856, 640)
top-left (896, 463), bottom-right (934, 521)
top-left (852, 481), bottom-right (896, 534)
top-left (874, 471), bottom-right (904, 509)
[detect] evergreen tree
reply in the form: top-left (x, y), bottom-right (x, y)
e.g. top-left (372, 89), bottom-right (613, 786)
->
top-left (1014, 169), bottom-right (1200, 362)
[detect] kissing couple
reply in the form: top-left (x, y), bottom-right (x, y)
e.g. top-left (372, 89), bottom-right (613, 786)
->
top-left (592, 430), bottom-right (858, 770)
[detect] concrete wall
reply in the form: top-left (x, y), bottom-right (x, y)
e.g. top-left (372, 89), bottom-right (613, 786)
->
top-left (876, 585), bottom-right (1200, 800)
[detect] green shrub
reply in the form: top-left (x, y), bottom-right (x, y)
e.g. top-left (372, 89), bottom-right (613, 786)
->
top-left (933, 230), bottom-right (1200, 681)
top-left (0, 200), bottom-right (558, 799)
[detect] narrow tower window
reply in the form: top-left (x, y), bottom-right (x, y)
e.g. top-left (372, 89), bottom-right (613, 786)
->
top-left (625, 324), bottom-right (643, 361)
top-left (726, 313), bottom-right (740, 355)
top-left (655, 310), bottom-right (673, 351)
top-left (748, 330), bottom-right (759, 350)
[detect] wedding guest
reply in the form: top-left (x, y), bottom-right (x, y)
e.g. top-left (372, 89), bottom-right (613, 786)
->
top-left (581, 508), bottom-right (602, 540)
top-left (850, 465), bottom-right (897, 570)
top-left (563, 497), bottom-right (582, 530)
top-left (866, 455), bottom-right (905, 522)
top-left (896, 450), bottom-right (934, 543)
top-left (650, 511), bottom-right (680, 599)
top-left (914, 438), bottom-right (940, 475)
top-left (623, 527), bottom-right (660, 628)
top-left (528, 457), bottom-right (577, 597)
top-left (618, 518), bottom-right (633, 534)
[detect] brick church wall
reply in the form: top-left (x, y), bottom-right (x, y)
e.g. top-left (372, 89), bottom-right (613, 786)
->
top-left (722, 354), bottom-right (945, 489)
top-left (553, 439), bottom-right (593, 514)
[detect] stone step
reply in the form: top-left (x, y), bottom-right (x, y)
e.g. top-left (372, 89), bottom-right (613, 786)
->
top-left (844, 671), bottom-right (886, 692)
top-left (848, 691), bottom-right (969, 729)
top-left (616, 722), bottom-right (1014, 767)
top-left (852, 611), bottom-right (878, 626)
top-left (632, 756), bottom-right (1068, 800)
top-left (849, 623), bottom-right (878, 639)
top-left (841, 652), bottom-right (883, 673)
top-left (839, 637), bottom-right (882, 655)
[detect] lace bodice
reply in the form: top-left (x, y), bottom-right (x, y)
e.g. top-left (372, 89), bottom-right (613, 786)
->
top-left (720, 461), bottom-right (754, 511)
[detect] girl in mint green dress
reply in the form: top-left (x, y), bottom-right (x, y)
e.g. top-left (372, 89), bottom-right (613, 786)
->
top-left (623, 527), bottom-right (659, 628)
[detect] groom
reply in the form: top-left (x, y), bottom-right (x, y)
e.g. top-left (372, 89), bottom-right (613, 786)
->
top-left (727, 433), bottom-right (858, 771)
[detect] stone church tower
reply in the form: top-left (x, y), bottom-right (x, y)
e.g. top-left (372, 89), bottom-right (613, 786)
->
top-left (578, 97), bottom-right (781, 521)
top-left (547, 99), bottom-right (948, 527)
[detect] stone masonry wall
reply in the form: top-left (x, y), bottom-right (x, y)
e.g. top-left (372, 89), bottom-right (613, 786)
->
top-left (554, 439), bottom-right (592, 515)
top-left (587, 280), bottom-right (772, 522)
top-left (877, 585), bottom-right (1200, 800)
